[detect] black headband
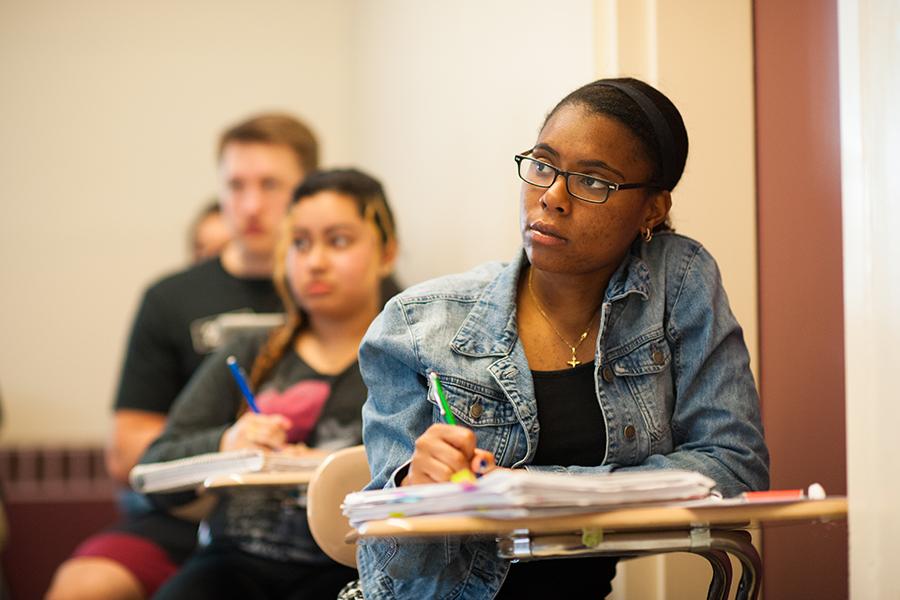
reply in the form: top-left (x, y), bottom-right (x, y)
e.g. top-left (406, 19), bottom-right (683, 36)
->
top-left (594, 81), bottom-right (677, 191)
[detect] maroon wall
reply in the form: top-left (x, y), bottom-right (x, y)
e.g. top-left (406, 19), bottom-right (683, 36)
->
top-left (2, 500), bottom-right (119, 600)
top-left (0, 446), bottom-right (119, 600)
top-left (754, 1), bottom-right (848, 598)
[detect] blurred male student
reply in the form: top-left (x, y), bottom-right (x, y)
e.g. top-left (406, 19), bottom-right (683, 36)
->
top-left (47, 113), bottom-right (318, 600)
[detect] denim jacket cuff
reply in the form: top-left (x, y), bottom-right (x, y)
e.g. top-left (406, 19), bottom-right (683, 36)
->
top-left (388, 460), bottom-right (412, 489)
top-left (523, 464), bottom-right (569, 474)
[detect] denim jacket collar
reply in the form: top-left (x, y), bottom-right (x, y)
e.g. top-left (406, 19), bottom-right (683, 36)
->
top-left (450, 246), bottom-right (652, 359)
top-left (606, 241), bottom-right (652, 303)
top-left (449, 256), bottom-right (520, 358)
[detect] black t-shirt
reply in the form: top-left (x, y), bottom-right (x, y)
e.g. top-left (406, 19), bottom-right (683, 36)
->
top-left (114, 259), bottom-right (402, 416)
top-left (498, 363), bottom-right (616, 598)
top-left (531, 362), bottom-right (607, 466)
top-left (114, 257), bottom-right (281, 414)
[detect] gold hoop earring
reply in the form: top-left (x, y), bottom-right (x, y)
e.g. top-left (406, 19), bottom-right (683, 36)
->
top-left (643, 228), bottom-right (654, 243)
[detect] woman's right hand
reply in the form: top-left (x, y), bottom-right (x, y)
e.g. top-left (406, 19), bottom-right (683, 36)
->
top-left (402, 423), bottom-right (496, 486)
top-left (219, 412), bottom-right (291, 452)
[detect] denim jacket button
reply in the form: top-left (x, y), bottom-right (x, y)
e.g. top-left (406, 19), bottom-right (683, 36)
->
top-left (623, 425), bottom-right (636, 440)
top-left (469, 402), bottom-right (484, 420)
top-left (602, 365), bottom-right (615, 383)
top-left (651, 349), bottom-right (665, 365)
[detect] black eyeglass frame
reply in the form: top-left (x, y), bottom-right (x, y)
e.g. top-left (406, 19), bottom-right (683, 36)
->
top-left (514, 150), bottom-right (662, 205)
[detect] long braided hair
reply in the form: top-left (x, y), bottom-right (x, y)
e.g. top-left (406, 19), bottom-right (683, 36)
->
top-left (241, 169), bottom-right (397, 414)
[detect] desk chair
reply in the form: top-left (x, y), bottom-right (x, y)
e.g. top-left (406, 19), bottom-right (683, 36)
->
top-left (307, 446), bottom-right (369, 600)
top-left (307, 445), bottom-right (370, 568)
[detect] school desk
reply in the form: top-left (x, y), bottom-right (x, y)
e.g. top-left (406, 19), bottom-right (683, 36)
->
top-left (351, 496), bottom-right (848, 600)
top-left (204, 471), bottom-right (313, 489)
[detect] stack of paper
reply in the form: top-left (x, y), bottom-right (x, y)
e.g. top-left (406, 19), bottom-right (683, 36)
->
top-left (343, 469), bottom-right (715, 525)
top-left (130, 450), bottom-right (322, 493)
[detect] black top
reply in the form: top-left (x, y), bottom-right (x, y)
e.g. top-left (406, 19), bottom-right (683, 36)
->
top-left (114, 257), bottom-right (280, 414)
top-left (531, 361), bottom-right (607, 466)
top-left (498, 362), bottom-right (616, 598)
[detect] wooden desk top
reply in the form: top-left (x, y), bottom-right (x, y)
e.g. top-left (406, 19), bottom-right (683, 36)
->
top-left (204, 471), bottom-right (313, 489)
top-left (354, 497), bottom-right (848, 539)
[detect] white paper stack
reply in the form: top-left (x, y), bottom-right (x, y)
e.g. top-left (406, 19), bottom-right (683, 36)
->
top-left (130, 450), bottom-right (322, 493)
top-left (343, 469), bottom-right (715, 526)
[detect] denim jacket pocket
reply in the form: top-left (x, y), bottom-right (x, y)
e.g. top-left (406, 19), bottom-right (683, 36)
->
top-left (608, 333), bottom-right (673, 441)
top-left (431, 375), bottom-right (519, 463)
top-left (436, 375), bottom-right (518, 427)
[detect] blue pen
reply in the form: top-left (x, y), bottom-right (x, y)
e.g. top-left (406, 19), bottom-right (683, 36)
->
top-left (226, 355), bottom-right (260, 413)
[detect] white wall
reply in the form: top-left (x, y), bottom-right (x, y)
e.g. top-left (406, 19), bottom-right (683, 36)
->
top-left (839, 0), bottom-right (900, 597)
top-left (0, 0), bottom-right (357, 443)
top-left (349, 0), bottom-right (595, 285)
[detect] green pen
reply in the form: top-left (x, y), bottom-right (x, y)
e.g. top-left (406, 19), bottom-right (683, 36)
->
top-left (428, 371), bottom-right (456, 425)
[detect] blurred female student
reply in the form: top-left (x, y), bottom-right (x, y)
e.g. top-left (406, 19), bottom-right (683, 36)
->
top-left (357, 78), bottom-right (769, 598)
top-left (189, 200), bottom-right (232, 263)
top-left (142, 168), bottom-right (397, 600)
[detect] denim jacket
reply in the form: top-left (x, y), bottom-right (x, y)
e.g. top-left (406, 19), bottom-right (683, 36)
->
top-left (357, 233), bottom-right (769, 599)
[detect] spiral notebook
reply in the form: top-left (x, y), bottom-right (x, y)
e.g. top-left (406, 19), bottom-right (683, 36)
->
top-left (343, 469), bottom-right (715, 525)
top-left (130, 450), bottom-right (321, 493)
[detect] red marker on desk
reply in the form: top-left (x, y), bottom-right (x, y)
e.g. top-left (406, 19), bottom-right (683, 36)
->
top-left (741, 483), bottom-right (826, 502)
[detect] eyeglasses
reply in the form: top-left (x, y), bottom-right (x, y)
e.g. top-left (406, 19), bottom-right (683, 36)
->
top-left (514, 151), bottom-right (661, 204)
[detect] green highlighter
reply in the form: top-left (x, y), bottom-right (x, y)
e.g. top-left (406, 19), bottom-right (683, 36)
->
top-left (428, 371), bottom-right (456, 425)
top-left (427, 371), bottom-right (475, 483)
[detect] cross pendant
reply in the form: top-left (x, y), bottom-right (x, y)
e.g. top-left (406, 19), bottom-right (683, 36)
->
top-left (567, 355), bottom-right (581, 368)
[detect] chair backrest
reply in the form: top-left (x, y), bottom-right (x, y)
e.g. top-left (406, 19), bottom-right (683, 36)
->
top-left (306, 445), bottom-right (370, 568)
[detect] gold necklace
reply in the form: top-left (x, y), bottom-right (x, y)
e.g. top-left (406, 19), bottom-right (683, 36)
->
top-left (527, 268), bottom-right (599, 368)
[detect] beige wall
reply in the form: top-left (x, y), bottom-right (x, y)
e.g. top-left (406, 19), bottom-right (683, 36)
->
top-left (0, 0), bottom-right (357, 443)
top-left (595, 0), bottom-right (759, 370)
top-left (595, 1), bottom-right (758, 598)
top-left (0, 0), bottom-right (765, 595)
top-left (0, 0), bottom-right (595, 444)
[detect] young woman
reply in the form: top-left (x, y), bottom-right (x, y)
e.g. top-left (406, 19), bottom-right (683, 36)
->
top-left (141, 168), bottom-right (398, 600)
top-left (357, 78), bottom-right (769, 598)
